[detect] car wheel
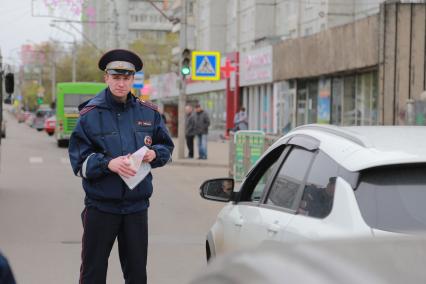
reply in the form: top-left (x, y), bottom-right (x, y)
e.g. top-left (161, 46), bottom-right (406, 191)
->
top-left (1, 131), bottom-right (5, 138)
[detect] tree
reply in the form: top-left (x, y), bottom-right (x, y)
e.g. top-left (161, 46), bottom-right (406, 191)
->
top-left (56, 43), bottom-right (103, 83)
top-left (130, 32), bottom-right (178, 78)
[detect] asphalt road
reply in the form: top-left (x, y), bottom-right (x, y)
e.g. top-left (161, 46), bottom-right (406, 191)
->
top-left (0, 111), bottom-right (227, 284)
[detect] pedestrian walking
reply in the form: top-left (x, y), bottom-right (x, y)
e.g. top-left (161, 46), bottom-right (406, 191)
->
top-left (233, 106), bottom-right (248, 131)
top-left (185, 104), bottom-right (196, 158)
top-left (193, 103), bottom-right (210, 159)
top-left (68, 49), bottom-right (174, 284)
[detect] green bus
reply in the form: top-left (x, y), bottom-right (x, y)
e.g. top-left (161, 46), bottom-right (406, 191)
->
top-left (56, 82), bottom-right (106, 147)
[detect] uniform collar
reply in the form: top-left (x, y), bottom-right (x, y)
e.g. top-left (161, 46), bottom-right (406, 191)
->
top-left (105, 88), bottom-right (135, 110)
top-left (77, 88), bottom-right (136, 111)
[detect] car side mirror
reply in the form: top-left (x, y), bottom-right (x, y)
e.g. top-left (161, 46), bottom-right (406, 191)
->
top-left (199, 178), bottom-right (234, 202)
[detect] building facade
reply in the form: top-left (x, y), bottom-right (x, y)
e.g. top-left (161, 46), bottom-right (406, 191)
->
top-left (160, 1), bottom-right (423, 137)
top-left (82, 0), bottom-right (173, 51)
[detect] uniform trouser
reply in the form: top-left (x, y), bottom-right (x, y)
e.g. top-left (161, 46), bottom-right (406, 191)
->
top-left (79, 207), bottom-right (148, 284)
top-left (185, 135), bottom-right (194, 157)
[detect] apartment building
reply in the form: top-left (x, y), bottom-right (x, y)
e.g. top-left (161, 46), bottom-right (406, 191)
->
top-left (82, 0), bottom-right (173, 51)
top-left (154, 0), bottom-right (389, 136)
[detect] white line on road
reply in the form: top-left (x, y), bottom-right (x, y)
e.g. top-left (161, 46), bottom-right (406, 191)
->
top-left (29, 157), bottom-right (43, 164)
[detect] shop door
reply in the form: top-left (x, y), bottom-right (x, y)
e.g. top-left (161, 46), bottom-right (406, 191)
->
top-left (296, 80), bottom-right (318, 126)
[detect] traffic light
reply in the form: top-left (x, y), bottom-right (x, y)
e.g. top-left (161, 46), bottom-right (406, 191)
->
top-left (37, 97), bottom-right (44, 105)
top-left (181, 48), bottom-right (191, 76)
top-left (5, 73), bottom-right (14, 94)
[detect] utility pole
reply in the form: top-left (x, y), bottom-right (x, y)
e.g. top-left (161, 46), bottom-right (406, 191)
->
top-left (0, 49), bottom-right (3, 143)
top-left (72, 41), bottom-right (76, 82)
top-left (51, 48), bottom-right (56, 102)
top-left (177, 0), bottom-right (188, 159)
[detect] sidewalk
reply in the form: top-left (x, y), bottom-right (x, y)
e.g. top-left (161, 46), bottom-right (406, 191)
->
top-left (170, 137), bottom-right (230, 169)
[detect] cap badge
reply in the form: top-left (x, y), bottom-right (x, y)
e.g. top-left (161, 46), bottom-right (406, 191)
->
top-left (144, 136), bottom-right (152, 146)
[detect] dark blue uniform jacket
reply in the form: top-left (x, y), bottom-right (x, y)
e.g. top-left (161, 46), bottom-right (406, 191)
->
top-left (69, 88), bottom-right (174, 214)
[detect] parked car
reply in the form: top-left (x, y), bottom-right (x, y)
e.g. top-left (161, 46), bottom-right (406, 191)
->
top-left (200, 125), bottom-right (426, 260)
top-left (44, 115), bottom-right (56, 136)
top-left (190, 237), bottom-right (426, 284)
top-left (33, 108), bottom-right (53, 131)
top-left (25, 113), bottom-right (35, 127)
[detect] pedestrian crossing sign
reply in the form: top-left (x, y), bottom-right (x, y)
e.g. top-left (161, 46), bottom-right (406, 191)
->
top-left (192, 51), bottom-right (221, 81)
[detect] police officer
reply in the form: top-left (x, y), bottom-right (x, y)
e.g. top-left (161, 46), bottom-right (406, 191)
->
top-left (69, 49), bottom-right (174, 283)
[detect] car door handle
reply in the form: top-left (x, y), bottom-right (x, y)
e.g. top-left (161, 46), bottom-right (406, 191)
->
top-left (267, 223), bottom-right (280, 233)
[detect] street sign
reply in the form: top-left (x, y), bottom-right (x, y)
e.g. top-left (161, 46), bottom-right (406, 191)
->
top-left (221, 58), bottom-right (236, 79)
top-left (233, 131), bottom-right (265, 181)
top-left (192, 51), bottom-right (220, 81)
top-left (133, 71), bottom-right (144, 89)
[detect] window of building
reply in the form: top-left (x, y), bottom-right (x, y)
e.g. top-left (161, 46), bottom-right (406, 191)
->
top-left (304, 27), bottom-right (313, 36)
top-left (296, 80), bottom-right (318, 126)
top-left (331, 71), bottom-right (378, 126)
top-left (275, 80), bottom-right (296, 135)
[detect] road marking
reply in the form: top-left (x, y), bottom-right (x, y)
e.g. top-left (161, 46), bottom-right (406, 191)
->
top-left (29, 157), bottom-right (43, 164)
top-left (60, 157), bottom-right (70, 164)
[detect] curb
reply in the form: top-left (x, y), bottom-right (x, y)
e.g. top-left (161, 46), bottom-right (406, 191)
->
top-left (170, 160), bottom-right (228, 168)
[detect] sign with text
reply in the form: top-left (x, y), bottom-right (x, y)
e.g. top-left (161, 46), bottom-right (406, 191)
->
top-left (133, 71), bottom-right (145, 89)
top-left (240, 46), bottom-right (273, 86)
top-left (234, 131), bottom-right (265, 182)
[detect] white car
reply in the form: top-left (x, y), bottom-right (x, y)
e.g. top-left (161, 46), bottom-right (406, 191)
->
top-left (200, 125), bottom-right (426, 260)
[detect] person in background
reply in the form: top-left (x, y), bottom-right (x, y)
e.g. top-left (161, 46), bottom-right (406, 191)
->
top-left (233, 106), bottom-right (248, 131)
top-left (193, 103), bottom-right (210, 160)
top-left (185, 104), bottom-right (196, 159)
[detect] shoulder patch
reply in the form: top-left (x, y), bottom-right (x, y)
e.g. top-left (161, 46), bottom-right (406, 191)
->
top-left (79, 105), bottom-right (96, 116)
top-left (138, 99), bottom-right (158, 112)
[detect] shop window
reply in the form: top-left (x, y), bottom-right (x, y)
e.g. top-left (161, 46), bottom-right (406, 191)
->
top-left (331, 71), bottom-right (378, 126)
top-left (331, 78), bottom-right (343, 125)
top-left (296, 79), bottom-right (318, 126)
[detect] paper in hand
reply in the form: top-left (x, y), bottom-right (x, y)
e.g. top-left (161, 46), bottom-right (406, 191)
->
top-left (119, 146), bottom-right (152, 190)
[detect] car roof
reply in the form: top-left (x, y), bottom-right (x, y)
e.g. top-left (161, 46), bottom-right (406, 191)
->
top-left (275, 125), bottom-right (426, 172)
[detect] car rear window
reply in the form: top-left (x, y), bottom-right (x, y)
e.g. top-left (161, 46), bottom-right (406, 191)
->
top-left (355, 164), bottom-right (426, 233)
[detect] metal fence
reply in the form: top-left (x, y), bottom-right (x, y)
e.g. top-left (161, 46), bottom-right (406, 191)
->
top-left (228, 132), bottom-right (280, 179)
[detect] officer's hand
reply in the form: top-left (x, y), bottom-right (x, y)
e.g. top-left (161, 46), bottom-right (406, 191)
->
top-left (142, 149), bottom-right (156, 163)
top-left (108, 155), bottom-right (137, 178)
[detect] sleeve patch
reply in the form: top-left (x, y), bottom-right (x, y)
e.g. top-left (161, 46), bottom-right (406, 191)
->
top-left (79, 105), bottom-right (96, 116)
top-left (138, 99), bottom-right (158, 111)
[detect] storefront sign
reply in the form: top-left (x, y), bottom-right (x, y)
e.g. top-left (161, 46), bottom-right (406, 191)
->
top-left (240, 46), bottom-right (273, 86)
top-left (234, 131), bottom-right (265, 181)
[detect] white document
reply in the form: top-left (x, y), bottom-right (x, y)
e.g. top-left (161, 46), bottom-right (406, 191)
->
top-left (119, 146), bottom-right (152, 190)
